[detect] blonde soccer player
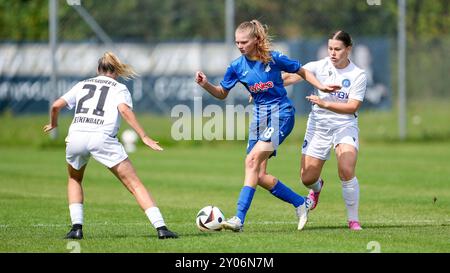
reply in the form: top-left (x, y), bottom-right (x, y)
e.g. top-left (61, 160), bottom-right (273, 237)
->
top-left (195, 20), bottom-right (340, 232)
top-left (44, 52), bottom-right (178, 239)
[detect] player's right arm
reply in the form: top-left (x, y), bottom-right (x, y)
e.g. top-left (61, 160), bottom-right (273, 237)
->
top-left (43, 98), bottom-right (67, 133)
top-left (282, 72), bottom-right (304, 86)
top-left (195, 71), bottom-right (228, 100)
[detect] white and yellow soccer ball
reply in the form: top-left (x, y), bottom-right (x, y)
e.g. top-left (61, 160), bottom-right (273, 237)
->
top-left (195, 205), bottom-right (225, 231)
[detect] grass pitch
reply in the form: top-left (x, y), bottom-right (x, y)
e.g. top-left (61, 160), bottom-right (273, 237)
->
top-left (0, 141), bottom-right (449, 253)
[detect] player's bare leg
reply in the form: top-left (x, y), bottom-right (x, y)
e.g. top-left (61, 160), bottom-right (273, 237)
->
top-left (109, 158), bottom-right (178, 239)
top-left (109, 158), bottom-right (156, 210)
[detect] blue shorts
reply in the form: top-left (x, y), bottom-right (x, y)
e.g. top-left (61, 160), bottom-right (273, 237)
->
top-left (246, 114), bottom-right (295, 157)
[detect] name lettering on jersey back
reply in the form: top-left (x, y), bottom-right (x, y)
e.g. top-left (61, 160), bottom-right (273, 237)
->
top-left (249, 81), bottom-right (274, 93)
top-left (84, 78), bottom-right (117, 87)
top-left (73, 116), bottom-right (105, 125)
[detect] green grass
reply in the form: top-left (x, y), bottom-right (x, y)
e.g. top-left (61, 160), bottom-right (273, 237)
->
top-left (0, 142), bottom-right (449, 253)
top-left (1, 100), bottom-right (449, 252)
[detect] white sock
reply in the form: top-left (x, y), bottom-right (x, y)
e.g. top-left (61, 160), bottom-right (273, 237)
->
top-left (145, 207), bottom-right (166, 229)
top-left (69, 203), bottom-right (84, 225)
top-left (306, 178), bottom-right (322, 193)
top-left (341, 177), bottom-right (360, 222)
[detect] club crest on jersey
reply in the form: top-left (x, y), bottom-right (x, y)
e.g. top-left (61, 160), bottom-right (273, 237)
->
top-left (302, 139), bottom-right (308, 148)
top-left (342, 79), bottom-right (351, 88)
top-left (249, 81), bottom-right (274, 93)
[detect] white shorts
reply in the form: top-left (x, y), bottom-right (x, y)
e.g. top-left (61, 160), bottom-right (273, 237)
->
top-left (65, 131), bottom-right (128, 170)
top-left (301, 123), bottom-right (359, 161)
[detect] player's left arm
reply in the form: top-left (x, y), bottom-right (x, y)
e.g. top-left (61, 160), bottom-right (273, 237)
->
top-left (118, 103), bottom-right (163, 151)
top-left (297, 67), bottom-right (341, 92)
top-left (43, 98), bottom-right (67, 133)
top-left (306, 96), bottom-right (362, 114)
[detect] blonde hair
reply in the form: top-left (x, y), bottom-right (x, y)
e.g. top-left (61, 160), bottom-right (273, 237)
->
top-left (97, 52), bottom-right (137, 80)
top-left (236, 19), bottom-right (273, 64)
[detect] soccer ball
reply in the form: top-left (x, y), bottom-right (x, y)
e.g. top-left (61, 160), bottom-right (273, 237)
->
top-left (196, 205), bottom-right (225, 231)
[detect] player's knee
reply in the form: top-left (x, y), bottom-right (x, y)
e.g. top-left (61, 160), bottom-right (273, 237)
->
top-left (69, 176), bottom-right (83, 184)
top-left (257, 172), bottom-right (267, 183)
top-left (245, 155), bottom-right (258, 171)
top-left (300, 171), bottom-right (318, 186)
top-left (339, 168), bottom-right (354, 181)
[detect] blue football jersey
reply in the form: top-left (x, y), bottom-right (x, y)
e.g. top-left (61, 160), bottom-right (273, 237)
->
top-left (220, 51), bottom-right (301, 117)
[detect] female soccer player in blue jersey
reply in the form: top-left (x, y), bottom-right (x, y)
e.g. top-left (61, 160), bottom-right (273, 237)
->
top-left (195, 20), bottom-right (340, 232)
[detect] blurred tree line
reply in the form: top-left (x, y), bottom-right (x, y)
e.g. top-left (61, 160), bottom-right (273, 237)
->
top-left (0, 0), bottom-right (448, 99)
top-left (0, 0), bottom-right (447, 42)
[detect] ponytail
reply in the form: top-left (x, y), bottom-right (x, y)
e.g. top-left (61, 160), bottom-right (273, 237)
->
top-left (97, 52), bottom-right (137, 80)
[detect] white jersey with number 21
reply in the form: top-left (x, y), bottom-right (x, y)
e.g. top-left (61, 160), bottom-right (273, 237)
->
top-left (61, 75), bottom-right (132, 137)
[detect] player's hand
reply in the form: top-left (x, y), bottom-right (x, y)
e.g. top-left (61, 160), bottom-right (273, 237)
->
top-left (195, 71), bottom-right (208, 87)
top-left (43, 124), bottom-right (56, 133)
top-left (319, 84), bottom-right (341, 93)
top-left (142, 136), bottom-right (164, 151)
top-left (306, 95), bottom-right (327, 108)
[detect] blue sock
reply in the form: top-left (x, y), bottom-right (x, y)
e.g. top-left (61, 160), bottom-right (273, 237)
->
top-left (270, 180), bottom-right (305, 208)
top-left (236, 186), bottom-right (256, 224)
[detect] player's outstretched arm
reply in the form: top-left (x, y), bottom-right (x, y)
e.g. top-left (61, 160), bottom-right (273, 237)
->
top-left (43, 98), bottom-right (67, 133)
top-left (306, 96), bottom-right (362, 114)
top-left (118, 103), bottom-right (163, 151)
top-left (282, 72), bottom-right (304, 86)
top-left (297, 68), bottom-right (341, 92)
top-left (195, 71), bottom-right (228, 100)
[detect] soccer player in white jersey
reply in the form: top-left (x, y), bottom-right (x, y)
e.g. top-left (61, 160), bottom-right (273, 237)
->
top-left (43, 52), bottom-right (178, 239)
top-left (283, 31), bottom-right (367, 230)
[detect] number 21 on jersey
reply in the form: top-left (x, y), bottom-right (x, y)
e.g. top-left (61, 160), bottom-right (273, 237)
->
top-left (76, 84), bottom-right (110, 117)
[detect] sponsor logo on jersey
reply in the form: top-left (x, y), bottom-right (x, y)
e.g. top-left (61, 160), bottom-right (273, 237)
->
top-left (249, 81), bottom-right (274, 93)
top-left (331, 91), bottom-right (349, 100)
top-left (342, 79), bottom-right (351, 88)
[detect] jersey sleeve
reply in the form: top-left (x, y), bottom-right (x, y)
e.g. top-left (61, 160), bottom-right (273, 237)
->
top-left (116, 87), bottom-right (133, 109)
top-left (349, 72), bottom-right (367, 102)
top-left (60, 83), bottom-right (80, 110)
top-left (220, 65), bottom-right (239, 91)
top-left (302, 60), bottom-right (319, 75)
top-left (272, 51), bottom-right (301, 73)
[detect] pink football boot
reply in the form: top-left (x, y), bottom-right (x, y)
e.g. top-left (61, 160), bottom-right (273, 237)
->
top-left (307, 179), bottom-right (324, 210)
top-left (348, 220), bottom-right (363, 230)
